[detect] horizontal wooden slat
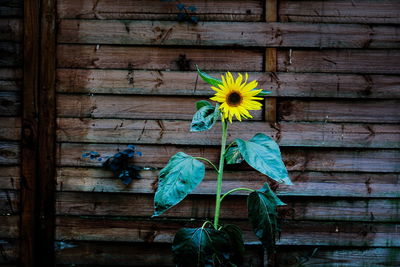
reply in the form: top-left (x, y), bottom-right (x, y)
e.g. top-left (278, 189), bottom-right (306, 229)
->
top-left (56, 216), bottom-right (400, 247)
top-left (55, 241), bottom-right (263, 266)
top-left (0, 0), bottom-right (22, 17)
top-left (59, 143), bottom-right (400, 173)
top-left (56, 69), bottom-right (400, 99)
top-left (57, 45), bottom-right (263, 71)
top-left (58, 20), bottom-right (400, 49)
top-left (56, 192), bottom-right (399, 222)
top-left (0, 42), bottom-right (21, 67)
top-left (0, 215), bottom-right (18, 238)
top-left (57, 0), bottom-right (263, 21)
top-left (0, 166), bottom-right (19, 190)
top-left (277, 49), bottom-right (400, 74)
top-left (0, 190), bottom-right (18, 214)
top-left (57, 118), bottom-right (400, 148)
top-left (0, 68), bottom-right (21, 92)
top-left (0, 92), bottom-right (19, 116)
top-left (0, 142), bottom-right (19, 165)
top-left (278, 99), bottom-right (400, 123)
top-left (0, 19), bottom-right (21, 42)
top-left (0, 117), bottom-right (20, 141)
top-left (280, 0), bottom-right (400, 24)
top-left (57, 94), bottom-right (263, 120)
top-left (0, 239), bottom-right (19, 264)
top-left (276, 247), bottom-right (400, 267)
top-left (56, 168), bottom-right (400, 198)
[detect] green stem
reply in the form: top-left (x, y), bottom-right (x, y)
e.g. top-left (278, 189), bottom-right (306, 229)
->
top-left (213, 120), bottom-right (228, 228)
top-left (220, 187), bottom-right (255, 203)
top-left (194, 157), bottom-right (218, 173)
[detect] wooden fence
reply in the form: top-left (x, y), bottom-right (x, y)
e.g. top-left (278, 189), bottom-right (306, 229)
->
top-left (1, 0), bottom-right (400, 266)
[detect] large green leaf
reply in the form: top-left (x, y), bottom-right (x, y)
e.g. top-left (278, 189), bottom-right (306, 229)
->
top-left (153, 152), bottom-right (205, 216)
top-left (220, 224), bottom-right (245, 264)
top-left (224, 144), bottom-right (244, 165)
top-left (196, 65), bottom-right (222, 87)
top-left (235, 133), bottom-right (292, 185)
top-left (190, 103), bottom-right (220, 132)
top-left (247, 183), bottom-right (285, 252)
top-left (195, 100), bottom-right (212, 110)
top-left (172, 227), bottom-right (233, 267)
top-left (256, 90), bottom-right (271, 96)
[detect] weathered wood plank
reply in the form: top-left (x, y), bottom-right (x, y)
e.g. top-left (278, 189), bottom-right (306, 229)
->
top-left (279, 99), bottom-right (400, 123)
top-left (280, 0), bottom-right (400, 24)
top-left (0, 142), bottom-right (19, 165)
top-left (0, 190), bottom-right (18, 214)
top-left (56, 168), bottom-right (400, 198)
top-left (56, 69), bottom-right (400, 99)
top-left (57, 0), bottom-right (263, 21)
top-left (0, 42), bottom-right (21, 67)
top-left (277, 49), bottom-right (400, 74)
top-left (0, 68), bottom-right (21, 92)
top-left (55, 241), bottom-right (263, 266)
top-left (56, 118), bottom-right (400, 148)
top-left (0, 215), bottom-right (18, 238)
top-left (0, 19), bottom-right (22, 42)
top-left (0, 0), bottom-right (22, 17)
top-left (57, 94), bottom-right (263, 120)
top-left (55, 191), bottom-right (399, 222)
top-left (0, 117), bottom-right (20, 141)
top-left (57, 45), bottom-right (264, 71)
top-left (56, 217), bottom-right (400, 247)
top-left (275, 247), bottom-right (400, 267)
top-left (58, 20), bottom-right (400, 49)
top-left (0, 166), bottom-right (19, 189)
top-left (0, 239), bottom-right (19, 264)
top-left (59, 143), bottom-right (400, 173)
top-left (0, 92), bottom-right (19, 116)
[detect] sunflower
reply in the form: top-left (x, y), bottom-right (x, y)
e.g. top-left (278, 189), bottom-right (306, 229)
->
top-left (210, 72), bottom-right (263, 123)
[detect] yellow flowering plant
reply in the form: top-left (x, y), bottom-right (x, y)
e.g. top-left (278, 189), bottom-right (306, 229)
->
top-left (153, 66), bottom-right (292, 266)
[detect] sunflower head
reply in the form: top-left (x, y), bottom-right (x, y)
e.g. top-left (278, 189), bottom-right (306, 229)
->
top-left (210, 72), bottom-right (263, 123)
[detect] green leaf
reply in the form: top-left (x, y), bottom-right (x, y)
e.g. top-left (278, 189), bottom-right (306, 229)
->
top-left (256, 90), bottom-right (271, 96)
top-left (190, 103), bottom-right (220, 132)
top-left (172, 227), bottom-right (232, 267)
top-left (235, 133), bottom-right (292, 185)
top-left (220, 224), bottom-right (245, 264)
top-left (153, 152), bottom-right (205, 216)
top-left (247, 184), bottom-right (285, 252)
top-left (195, 100), bottom-right (212, 110)
top-left (225, 144), bottom-right (244, 165)
top-left (196, 65), bottom-right (222, 87)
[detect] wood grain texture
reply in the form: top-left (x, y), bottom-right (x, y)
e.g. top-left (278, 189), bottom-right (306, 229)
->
top-left (0, 42), bottom-right (21, 67)
top-left (0, 19), bottom-right (22, 41)
top-left (0, 166), bottom-right (19, 189)
top-left (0, 190), bottom-right (19, 214)
top-left (280, 0), bottom-right (400, 24)
top-left (277, 49), bottom-right (400, 74)
top-left (0, 0), bottom-right (22, 17)
top-left (0, 92), bottom-right (20, 116)
top-left (58, 143), bottom-right (400, 173)
top-left (56, 167), bottom-right (400, 198)
top-left (57, 94), bottom-right (263, 120)
top-left (0, 117), bottom-right (21, 141)
top-left (55, 241), bottom-right (263, 266)
top-left (0, 239), bottom-right (19, 264)
top-left (275, 247), bottom-right (400, 267)
top-left (56, 69), bottom-right (400, 99)
top-left (56, 118), bottom-right (400, 148)
top-left (278, 99), bottom-right (400, 123)
top-left (57, 45), bottom-right (264, 71)
top-left (55, 216), bottom-right (400, 247)
top-left (58, 20), bottom-right (400, 49)
top-left (0, 142), bottom-right (19, 165)
top-left (57, 0), bottom-right (264, 21)
top-left (55, 191), bottom-right (399, 222)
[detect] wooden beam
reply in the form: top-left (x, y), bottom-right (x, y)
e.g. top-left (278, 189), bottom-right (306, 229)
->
top-left (21, 0), bottom-right (56, 266)
top-left (264, 0), bottom-right (278, 123)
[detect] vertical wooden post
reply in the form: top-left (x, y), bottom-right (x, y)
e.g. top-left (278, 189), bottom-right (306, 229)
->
top-left (265, 0), bottom-right (278, 123)
top-left (21, 0), bottom-right (56, 266)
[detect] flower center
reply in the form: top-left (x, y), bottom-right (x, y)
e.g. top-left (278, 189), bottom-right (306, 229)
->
top-left (227, 91), bottom-right (242, 107)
